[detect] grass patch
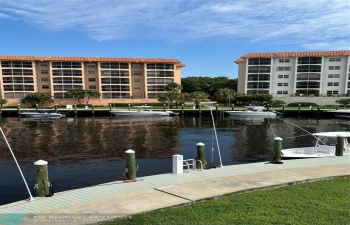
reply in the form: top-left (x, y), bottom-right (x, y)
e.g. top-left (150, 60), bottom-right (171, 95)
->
top-left (103, 176), bottom-right (350, 225)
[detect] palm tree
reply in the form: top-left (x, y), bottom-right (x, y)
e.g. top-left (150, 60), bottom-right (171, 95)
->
top-left (190, 91), bottom-right (209, 108)
top-left (165, 82), bottom-right (182, 92)
top-left (66, 89), bottom-right (100, 106)
top-left (84, 90), bottom-right (100, 106)
top-left (215, 88), bottom-right (236, 106)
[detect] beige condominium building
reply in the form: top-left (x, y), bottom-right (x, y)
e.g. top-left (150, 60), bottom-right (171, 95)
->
top-left (0, 56), bottom-right (184, 106)
top-left (234, 50), bottom-right (350, 97)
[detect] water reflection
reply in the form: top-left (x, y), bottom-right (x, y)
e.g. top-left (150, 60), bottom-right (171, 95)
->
top-left (0, 116), bottom-right (349, 205)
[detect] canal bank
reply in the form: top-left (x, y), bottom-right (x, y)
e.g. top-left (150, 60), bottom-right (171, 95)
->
top-left (0, 108), bottom-right (340, 118)
top-left (0, 156), bottom-right (348, 225)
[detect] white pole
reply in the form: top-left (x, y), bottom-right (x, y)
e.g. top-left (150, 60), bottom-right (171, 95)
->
top-left (0, 127), bottom-right (34, 201)
top-left (210, 109), bottom-right (223, 167)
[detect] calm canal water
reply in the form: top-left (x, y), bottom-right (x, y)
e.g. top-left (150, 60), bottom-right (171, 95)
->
top-left (0, 115), bottom-right (349, 205)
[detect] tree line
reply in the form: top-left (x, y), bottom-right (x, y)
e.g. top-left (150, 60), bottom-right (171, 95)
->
top-left (4, 76), bottom-right (350, 108)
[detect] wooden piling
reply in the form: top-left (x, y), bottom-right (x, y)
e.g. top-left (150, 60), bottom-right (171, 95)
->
top-left (17, 104), bottom-right (20, 117)
top-left (36, 104), bottom-right (39, 112)
top-left (74, 104), bottom-right (77, 116)
top-left (231, 104), bottom-right (234, 110)
top-left (298, 104), bottom-right (301, 115)
top-left (271, 137), bottom-right (283, 164)
top-left (54, 104), bottom-right (58, 113)
top-left (282, 105), bottom-right (285, 116)
top-left (125, 149), bottom-right (137, 180)
top-left (196, 142), bottom-right (206, 169)
top-left (181, 104), bottom-right (184, 115)
top-left (336, 135), bottom-right (345, 156)
top-left (34, 160), bottom-right (49, 197)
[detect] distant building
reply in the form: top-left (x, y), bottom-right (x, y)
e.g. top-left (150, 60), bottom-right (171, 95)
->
top-left (234, 50), bottom-right (350, 97)
top-left (0, 56), bottom-right (184, 106)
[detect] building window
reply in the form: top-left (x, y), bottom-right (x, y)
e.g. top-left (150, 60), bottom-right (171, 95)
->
top-left (329, 66), bottom-right (340, 70)
top-left (277, 67), bottom-right (290, 71)
top-left (327, 90), bottom-right (339, 96)
top-left (40, 62), bottom-right (48, 66)
top-left (132, 64), bottom-right (142, 68)
top-left (88, 70), bottom-right (96, 75)
top-left (42, 85), bottom-right (49, 89)
top-left (283, 83), bottom-right (288, 86)
top-left (134, 78), bottom-right (141, 82)
top-left (41, 77), bottom-right (49, 82)
top-left (86, 63), bottom-right (96, 68)
top-left (41, 70), bottom-right (48, 74)
top-left (277, 91), bottom-right (288, 94)
top-left (88, 78), bottom-right (96, 82)
top-left (278, 75), bottom-right (289, 79)
top-left (133, 71), bottom-right (142, 76)
top-left (278, 59), bottom-right (290, 63)
top-left (328, 74), bottom-right (340, 78)
top-left (278, 83), bottom-right (283, 86)
top-left (89, 85), bottom-right (96, 89)
top-left (134, 86), bottom-right (141, 89)
top-left (329, 58), bottom-right (341, 62)
top-left (327, 82), bottom-right (339, 86)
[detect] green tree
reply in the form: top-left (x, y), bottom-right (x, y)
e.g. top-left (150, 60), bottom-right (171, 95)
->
top-left (165, 82), bottom-right (182, 92)
top-left (66, 89), bottom-right (100, 106)
top-left (336, 98), bottom-right (350, 106)
top-left (20, 93), bottom-right (53, 107)
top-left (84, 90), bottom-right (101, 106)
top-left (0, 98), bottom-right (7, 110)
top-left (181, 77), bottom-right (238, 100)
top-left (158, 91), bottom-right (181, 108)
top-left (215, 88), bottom-right (236, 106)
top-left (190, 91), bottom-right (209, 108)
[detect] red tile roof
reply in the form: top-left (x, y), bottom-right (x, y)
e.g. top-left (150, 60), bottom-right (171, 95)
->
top-left (234, 50), bottom-right (350, 63)
top-left (0, 56), bottom-right (185, 66)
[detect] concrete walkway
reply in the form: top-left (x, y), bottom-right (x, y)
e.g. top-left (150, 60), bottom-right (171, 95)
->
top-left (0, 156), bottom-right (349, 225)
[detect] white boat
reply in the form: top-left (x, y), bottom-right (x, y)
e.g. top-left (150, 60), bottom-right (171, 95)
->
top-left (20, 110), bottom-right (65, 118)
top-left (281, 131), bottom-right (350, 159)
top-left (225, 106), bottom-right (277, 118)
top-left (110, 106), bottom-right (179, 117)
top-left (326, 109), bottom-right (350, 119)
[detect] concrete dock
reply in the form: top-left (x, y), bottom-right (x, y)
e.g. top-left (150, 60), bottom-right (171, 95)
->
top-left (0, 156), bottom-right (349, 225)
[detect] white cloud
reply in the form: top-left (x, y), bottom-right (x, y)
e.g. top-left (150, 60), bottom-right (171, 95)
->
top-left (0, 0), bottom-right (349, 48)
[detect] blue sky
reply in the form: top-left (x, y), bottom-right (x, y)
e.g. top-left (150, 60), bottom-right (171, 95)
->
top-left (0, 0), bottom-right (349, 78)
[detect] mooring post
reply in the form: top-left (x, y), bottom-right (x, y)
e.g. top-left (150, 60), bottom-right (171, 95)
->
top-left (267, 104), bottom-right (270, 111)
top-left (317, 104), bottom-right (320, 116)
top-left (271, 137), bottom-right (283, 164)
top-left (128, 104), bottom-right (130, 110)
top-left (216, 104), bottom-right (218, 114)
top-left (34, 160), bottom-right (49, 197)
top-left (125, 149), bottom-right (137, 180)
top-left (91, 104), bottom-right (95, 116)
top-left (282, 104), bottom-right (285, 116)
top-left (163, 104), bottom-right (166, 111)
top-left (231, 104), bottom-right (234, 110)
top-left (17, 104), bottom-right (20, 115)
top-left (181, 104), bottom-right (184, 115)
top-left (74, 104), bottom-right (77, 116)
top-left (36, 104), bottom-right (39, 112)
top-left (199, 104), bottom-right (202, 115)
top-left (196, 142), bottom-right (206, 169)
top-left (109, 103), bottom-right (112, 111)
top-left (335, 135), bottom-right (345, 156)
top-left (298, 104), bottom-right (301, 115)
top-left (54, 104), bottom-right (58, 113)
